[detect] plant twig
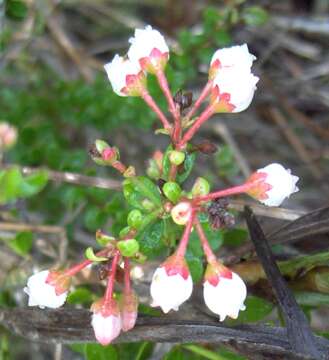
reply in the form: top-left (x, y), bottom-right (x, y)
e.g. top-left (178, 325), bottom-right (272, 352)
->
top-left (244, 206), bottom-right (323, 359)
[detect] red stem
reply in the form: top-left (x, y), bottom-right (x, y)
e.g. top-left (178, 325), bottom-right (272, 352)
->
top-left (141, 88), bottom-right (171, 130)
top-left (104, 251), bottom-right (120, 303)
top-left (194, 182), bottom-right (255, 204)
top-left (179, 103), bottom-right (215, 148)
top-left (155, 69), bottom-right (180, 123)
top-left (176, 212), bottom-right (195, 258)
top-left (112, 161), bottom-right (127, 174)
top-left (63, 248), bottom-right (110, 277)
top-left (123, 257), bottom-right (131, 294)
top-left (185, 80), bottom-right (213, 120)
top-left (194, 218), bottom-right (217, 265)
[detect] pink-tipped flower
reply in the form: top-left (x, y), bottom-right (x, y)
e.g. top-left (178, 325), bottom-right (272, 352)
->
top-left (0, 122), bottom-right (17, 149)
top-left (24, 270), bottom-right (69, 309)
top-left (128, 25), bottom-right (169, 73)
top-left (209, 44), bottom-right (256, 80)
top-left (121, 290), bottom-right (138, 332)
top-left (91, 298), bottom-right (122, 346)
top-left (171, 201), bottom-right (193, 225)
top-left (150, 255), bottom-right (192, 313)
top-left (211, 67), bottom-right (259, 113)
top-left (104, 55), bottom-right (146, 96)
top-left (247, 163), bottom-right (299, 207)
top-left (203, 262), bottom-right (247, 321)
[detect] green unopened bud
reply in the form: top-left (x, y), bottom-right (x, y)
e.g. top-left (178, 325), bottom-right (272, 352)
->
top-left (117, 239), bottom-right (140, 257)
top-left (192, 177), bottom-right (210, 197)
top-left (169, 150), bottom-right (185, 166)
top-left (146, 159), bottom-right (160, 179)
top-left (163, 181), bottom-right (182, 203)
top-left (95, 139), bottom-right (110, 154)
top-left (95, 230), bottom-right (116, 247)
top-left (127, 209), bottom-right (143, 229)
top-left (142, 199), bottom-right (155, 211)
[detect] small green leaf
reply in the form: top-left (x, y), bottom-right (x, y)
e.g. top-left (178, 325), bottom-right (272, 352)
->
top-left (163, 182), bottom-right (182, 203)
top-left (85, 343), bottom-right (118, 360)
top-left (242, 6), bottom-right (269, 26)
top-left (228, 295), bottom-right (273, 323)
top-left (127, 209), bottom-right (143, 229)
top-left (67, 287), bottom-right (94, 305)
top-left (85, 247), bottom-right (108, 262)
top-left (117, 239), bottom-right (140, 257)
top-left (186, 251), bottom-right (204, 283)
top-left (6, 0), bottom-right (28, 20)
top-left (137, 220), bottom-right (166, 258)
top-left (8, 231), bottom-right (33, 257)
top-left (19, 170), bottom-right (49, 197)
top-left (0, 167), bottom-right (23, 203)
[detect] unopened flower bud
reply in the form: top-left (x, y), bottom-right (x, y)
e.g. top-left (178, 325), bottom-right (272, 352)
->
top-left (163, 181), bottom-right (182, 203)
top-left (104, 55), bottom-right (146, 96)
top-left (171, 201), bottom-right (192, 225)
top-left (128, 25), bottom-right (169, 73)
top-left (24, 270), bottom-right (70, 309)
top-left (0, 122), bottom-right (17, 149)
top-left (91, 298), bottom-right (122, 346)
top-left (191, 177), bottom-right (210, 197)
top-left (150, 255), bottom-right (192, 313)
top-left (123, 166), bottom-right (136, 178)
top-left (121, 290), bottom-right (138, 332)
top-left (246, 163), bottom-right (299, 207)
top-left (169, 150), bottom-right (185, 166)
top-left (117, 239), bottom-right (140, 257)
top-left (203, 262), bottom-right (246, 321)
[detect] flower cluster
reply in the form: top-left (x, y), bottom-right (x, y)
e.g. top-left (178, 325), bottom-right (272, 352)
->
top-left (24, 26), bottom-right (300, 346)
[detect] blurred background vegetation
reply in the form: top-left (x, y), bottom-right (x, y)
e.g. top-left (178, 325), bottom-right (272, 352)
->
top-left (1, 0), bottom-right (329, 359)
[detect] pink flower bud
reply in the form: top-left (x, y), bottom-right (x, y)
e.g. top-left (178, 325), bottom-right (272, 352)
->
top-left (24, 270), bottom-right (69, 309)
top-left (209, 44), bottom-right (256, 80)
top-left (128, 25), bottom-right (169, 73)
top-left (247, 163), bottom-right (299, 207)
top-left (91, 298), bottom-right (122, 346)
top-left (171, 201), bottom-right (192, 225)
top-left (203, 263), bottom-right (246, 321)
top-left (104, 55), bottom-right (145, 96)
top-left (211, 68), bottom-right (259, 113)
top-left (150, 255), bottom-right (192, 313)
top-left (0, 122), bottom-right (17, 149)
top-left (121, 290), bottom-right (138, 332)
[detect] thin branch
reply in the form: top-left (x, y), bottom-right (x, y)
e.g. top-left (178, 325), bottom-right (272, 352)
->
top-left (244, 206), bottom-right (323, 359)
top-left (1, 308), bottom-right (329, 359)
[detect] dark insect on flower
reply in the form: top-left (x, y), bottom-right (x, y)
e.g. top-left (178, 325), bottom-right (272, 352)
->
top-left (173, 89), bottom-right (193, 111)
top-left (207, 198), bottom-right (235, 230)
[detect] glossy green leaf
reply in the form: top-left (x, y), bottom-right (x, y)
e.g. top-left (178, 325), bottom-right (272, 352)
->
top-left (8, 231), bottom-right (33, 257)
top-left (137, 220), bottom-right (166, 258)
top-left (85, 343), bottom-right (118, 360)
top-left (19, 170), bottom-right (49, 197)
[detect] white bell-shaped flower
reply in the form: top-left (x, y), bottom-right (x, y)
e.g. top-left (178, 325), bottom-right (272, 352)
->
top-left (104, 55), bottom-right (144, 96)
top-left (92, 312), bottom-right (122, 346)
top-left (212, 67), bottom-right (259, 113)
top-left (210, 44), bottom-right (256, 74)
top-left (252, 163), bottom-right (299, 207)
top-left (128, 25), bottom-right (169, 72)
top-left (204, 272), bottom-right (247, 321)
top-left (150, 266), bottom-right (193, 313)
top-left (24, 270), bottom-right (68, 309)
